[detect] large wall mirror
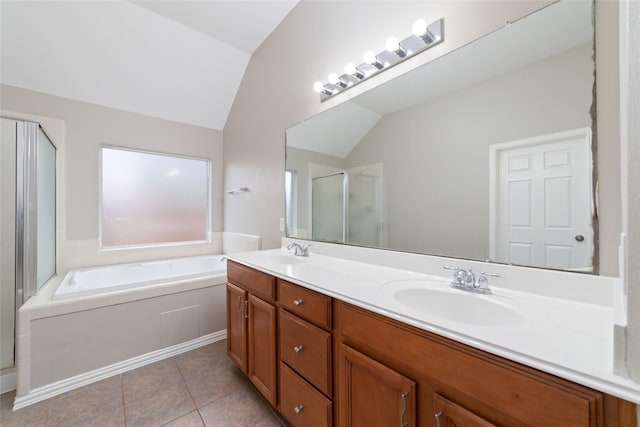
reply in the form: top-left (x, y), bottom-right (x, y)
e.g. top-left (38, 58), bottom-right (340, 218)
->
top-left (286, 0), bottom-right (597, 272)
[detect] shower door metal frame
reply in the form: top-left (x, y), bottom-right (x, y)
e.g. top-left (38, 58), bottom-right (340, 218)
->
top-left (12, 119), bottom-right (57, 306)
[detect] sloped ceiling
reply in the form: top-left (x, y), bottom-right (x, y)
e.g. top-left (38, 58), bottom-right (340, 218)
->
top-left (0, 0), bottom-right (298, 130)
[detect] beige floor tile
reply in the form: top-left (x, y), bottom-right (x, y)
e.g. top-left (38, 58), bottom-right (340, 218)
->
top-left (255, 412), bottom-right (289, 427)
top-left (46, 401), bottom-right (124, 427)
top-left (0, 390), bottom-right (50, 427)
top-left (123, 358), bottom-right (183, 404)
top-left (0, 339), bottom-right (288, 427)
top-left (184, 361), bottom-right (251, 408)
top-left (125, 379), bottom-right (195, 427)
top-left (162, 410), bottom-right (205, 427)
top-left (198, 386), bottom-right (273, 427)
top-left (176, 345), bottom-right (229, 380)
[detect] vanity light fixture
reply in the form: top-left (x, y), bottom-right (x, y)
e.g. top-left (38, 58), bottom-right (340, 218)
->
top-left (344, 62), bottom-right (365, 79)
top-left (313, 81), bottom-right (333, 96)
top-left (363, 50), bottom-right (385, 69)
top-left (314, 18), bottom-right (443, 101)
top-left (328, 72), bottom-right (348, 88)
top-left (385, 37), bottom-right (407, 58)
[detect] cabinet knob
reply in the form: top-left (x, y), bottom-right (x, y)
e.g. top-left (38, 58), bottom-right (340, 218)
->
top-left (293, 299), bottom-right (303, 306)
top-left (293, 345), bottom-right (304, 353)
top-left (294, 405), bottom-right (304, 414)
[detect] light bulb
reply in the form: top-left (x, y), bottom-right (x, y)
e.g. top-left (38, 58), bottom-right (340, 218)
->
top-left (344, 62), bottom-right (357, 75)
top-left (385, 37), bottom-right (400, 53)
top-left (412, 19), bottom-right (427, 37)
top-left (363, 50), bottom-right (377, 65)
top-left (328, 73), bottom-right (339, 85)
top-left (344, 62), bottom-right (364, 79)
top-left (313, 82), bottom-right (325, 93)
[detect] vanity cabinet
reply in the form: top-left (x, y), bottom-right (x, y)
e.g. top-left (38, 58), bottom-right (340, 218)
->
top-left (227, 261), bottom-right (636, 427)
top-left (335, 300), bottom-right (634, 427)
top-left (226, 261), bottom-right (277, 406)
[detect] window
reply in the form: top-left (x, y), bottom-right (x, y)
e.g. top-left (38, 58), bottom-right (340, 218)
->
top-left (100, 147), bottom-right (210, 248)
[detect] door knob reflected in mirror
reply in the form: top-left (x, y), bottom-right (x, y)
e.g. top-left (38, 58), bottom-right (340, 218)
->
top-left (575, 235), bottom-right (585, 242)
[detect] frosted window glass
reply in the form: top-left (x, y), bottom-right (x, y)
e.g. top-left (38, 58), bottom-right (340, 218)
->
top-left (101, 147), bottom-right (209, 247)
top-left (36, 128), bottom-right (56, 289)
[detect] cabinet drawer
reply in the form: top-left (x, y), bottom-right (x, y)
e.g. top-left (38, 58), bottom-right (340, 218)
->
top-left (227, 260), bottom-right (275, 302)
top-left (279, 279), bottom-right (332, 329)
top-left (280, 309), bottom-right (332, 396)
top-left (280, 362), bottom-right (332, 427)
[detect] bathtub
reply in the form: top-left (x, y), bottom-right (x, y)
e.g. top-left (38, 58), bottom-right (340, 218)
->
top-left (53, 255), bottom-right (226, 300)
top-left (16, 254), bottom-right (229, 409)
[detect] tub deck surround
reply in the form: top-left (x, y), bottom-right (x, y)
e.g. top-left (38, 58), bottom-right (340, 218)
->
top-left (54, 255), bottom-right (227, 300)
top-left (228, 246), bottom-right (640, 405)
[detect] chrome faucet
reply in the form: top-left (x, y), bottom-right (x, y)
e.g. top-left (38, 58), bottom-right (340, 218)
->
top-left (442, 266), bottom-right (502, 294)
top-left (287, 243), bottom-right (310, 257)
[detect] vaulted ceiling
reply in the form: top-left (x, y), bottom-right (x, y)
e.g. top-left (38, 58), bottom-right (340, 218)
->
top-left (0, 1), bottom-right (299, 130)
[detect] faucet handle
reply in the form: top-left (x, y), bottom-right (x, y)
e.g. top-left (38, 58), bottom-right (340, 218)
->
top-left (477, 272), bottom-right (503, 293)
top-left (443, 265), bottom-right (467, 285)
top-left (480, 272), bottom-right (503, 279)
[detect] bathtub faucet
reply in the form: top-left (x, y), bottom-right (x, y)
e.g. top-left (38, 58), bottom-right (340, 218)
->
top-left (287, 243), bottom-right (310, 257)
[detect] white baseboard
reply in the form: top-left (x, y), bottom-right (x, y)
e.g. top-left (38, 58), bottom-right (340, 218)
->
top-left (0, 367), bottom-right (17, 394)
top-left (12, 330), bottom-right (226, 411)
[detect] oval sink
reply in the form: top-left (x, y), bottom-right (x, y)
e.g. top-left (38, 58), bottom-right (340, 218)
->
top-left (394, 288), bottom-right (526, 327)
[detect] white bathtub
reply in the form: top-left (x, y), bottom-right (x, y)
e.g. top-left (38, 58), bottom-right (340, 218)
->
top-left (53, 255), bottom-right (227, 300)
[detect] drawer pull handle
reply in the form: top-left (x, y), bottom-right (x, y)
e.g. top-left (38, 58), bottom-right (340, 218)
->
top-left (293, 345), bottom-right (304, 353)
top-left (244, 300), bottom-right (249, 319)
top-left (400, 392), bottom-right (409, 427)
top-left (293, 298), bottom-right (303, 306)
top-left (294, 405), bottom-right (304, 414)
top-left (237, 295), bottom-right (243, 313)
top-left (435, 411), bottom-right (443, 427)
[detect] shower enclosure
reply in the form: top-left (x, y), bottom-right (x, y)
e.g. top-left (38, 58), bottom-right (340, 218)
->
top-left (1, 117), bottom-right (56, 385)
top-left (312, 171), bottom-right (380, 247)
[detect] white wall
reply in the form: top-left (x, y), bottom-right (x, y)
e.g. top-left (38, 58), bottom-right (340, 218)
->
top-left (622, 0), bottom-right (640, 384)
top-left (0, 84), bottom-right (224, 273)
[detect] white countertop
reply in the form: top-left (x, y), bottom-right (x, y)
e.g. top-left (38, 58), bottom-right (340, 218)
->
top-left (228, 247), bottom-right (640, 405)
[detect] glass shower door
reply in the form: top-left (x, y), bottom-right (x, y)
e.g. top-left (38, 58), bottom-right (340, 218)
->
top-left (36, 127), bottom-right (56, 289)
top-left (312, 173), bottom-right (345, 242)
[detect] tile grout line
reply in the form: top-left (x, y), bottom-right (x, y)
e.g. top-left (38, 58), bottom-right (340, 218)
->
top-left (167, 356), bottom-right (202, 427)
top-left (121, 373), bottom-right (127, 427)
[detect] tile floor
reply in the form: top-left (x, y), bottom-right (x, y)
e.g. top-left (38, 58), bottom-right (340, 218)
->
top-left (0, 340), bottom-right (288, 427)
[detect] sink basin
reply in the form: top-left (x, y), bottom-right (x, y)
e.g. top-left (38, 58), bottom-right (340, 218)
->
top-left (393, 287), bottom-right (526, 327)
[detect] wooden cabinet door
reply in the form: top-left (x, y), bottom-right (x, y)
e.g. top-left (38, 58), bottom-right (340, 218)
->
top-left (226, 282), bottom-right (247, 372)
top-left (248, 293), bottom-right (278, 406)
top-left (433, 394), bottom-right (498, 427)
top-left (339, 344), bottom-right (415, 427)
